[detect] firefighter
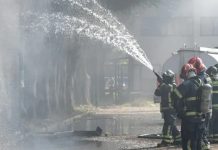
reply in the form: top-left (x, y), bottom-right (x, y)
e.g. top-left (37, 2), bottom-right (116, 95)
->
top-left (154, 70), bottom-right (181, 147)
top-left (188, 56), bottom-right (211, 84)
top-left (173, 64), bottom-right (205, 150)
top-left (188, 57), bottom-right (212, 150)
top-left (207, 66), bottom-right (218, 143)
top-left (180, 63), bottom-right (193, 80)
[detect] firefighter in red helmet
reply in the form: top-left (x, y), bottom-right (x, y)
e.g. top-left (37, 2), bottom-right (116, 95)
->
top-left (188, 57), bottom-right (209, 82)
top-left (173, 64), bottom-right (206, 150)
top-left (188, 57), bottom-right (205, 73)
top-left (188, 57), bottom-right (212, 150)
top-left (180, 63), bottom-right (194, 80)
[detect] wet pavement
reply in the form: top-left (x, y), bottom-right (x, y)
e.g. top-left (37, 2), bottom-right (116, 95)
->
top-left (15, 107), bottom-right (218, 150)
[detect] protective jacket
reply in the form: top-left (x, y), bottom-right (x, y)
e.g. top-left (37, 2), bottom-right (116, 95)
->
top-left (212, 79), bottom-right (218, 110)
top-left (209, 78), bottom-right (218, 143)
top-left (174, 76), bottom-right (203, 120)
top-left (155, 83), bottom-right (176, 112)
top-left (174, 76), bottom-right (205, 150)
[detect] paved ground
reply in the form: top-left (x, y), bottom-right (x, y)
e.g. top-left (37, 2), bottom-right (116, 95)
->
top-left (16, 104), bottom-right (218, 150)
top-left (82, 105), bottom-right (218, 150)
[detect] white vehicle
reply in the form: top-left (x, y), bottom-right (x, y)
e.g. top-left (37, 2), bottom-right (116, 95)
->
top-left (154, 47), bottom-right (218, 103)
top-left (163, 47), bottom-right (218, 85)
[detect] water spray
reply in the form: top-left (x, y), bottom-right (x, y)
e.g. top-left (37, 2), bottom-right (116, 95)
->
top-left (22, 0), bottom-right (157, 76)
top-left (23, 12), bottom-right (154, 72)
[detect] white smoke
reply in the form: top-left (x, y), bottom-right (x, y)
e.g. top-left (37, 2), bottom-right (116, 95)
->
top-left (0, 0), bottom-right (22, 148)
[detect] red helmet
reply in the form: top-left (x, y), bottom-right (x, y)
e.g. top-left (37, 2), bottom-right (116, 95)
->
top-left (188, 57), bottom-right (206, 74)
top-left (188, 57), bottom-right (196, 65)
top-left (180, 63), bottom-right (196, 79)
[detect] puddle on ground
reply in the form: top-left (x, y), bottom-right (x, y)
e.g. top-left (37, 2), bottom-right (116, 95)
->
top-left (17, 113), bottom-right (162, 150)
top-left (73, 113), bottom-right (162, 136)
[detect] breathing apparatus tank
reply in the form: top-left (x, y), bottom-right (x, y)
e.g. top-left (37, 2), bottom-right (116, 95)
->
top-left (199, 83), bottom-right (212, 114)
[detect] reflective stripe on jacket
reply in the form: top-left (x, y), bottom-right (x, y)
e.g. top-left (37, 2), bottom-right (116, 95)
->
top-left (154, 83), bottom-right (176, 111)
top-left (173, 76), bottom-right (202, 118)
top-left (212, 80), bottom-right (218, 109)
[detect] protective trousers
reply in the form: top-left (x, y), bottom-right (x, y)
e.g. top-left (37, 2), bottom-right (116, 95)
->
top-left (181, 119), bottom-right (204, 150)
top-left (210, 109), bottom-right (218, 142)
top-left (202, 113), bottom-right (211, 150)
top-left (162, 111), bottom-right (181, 143)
